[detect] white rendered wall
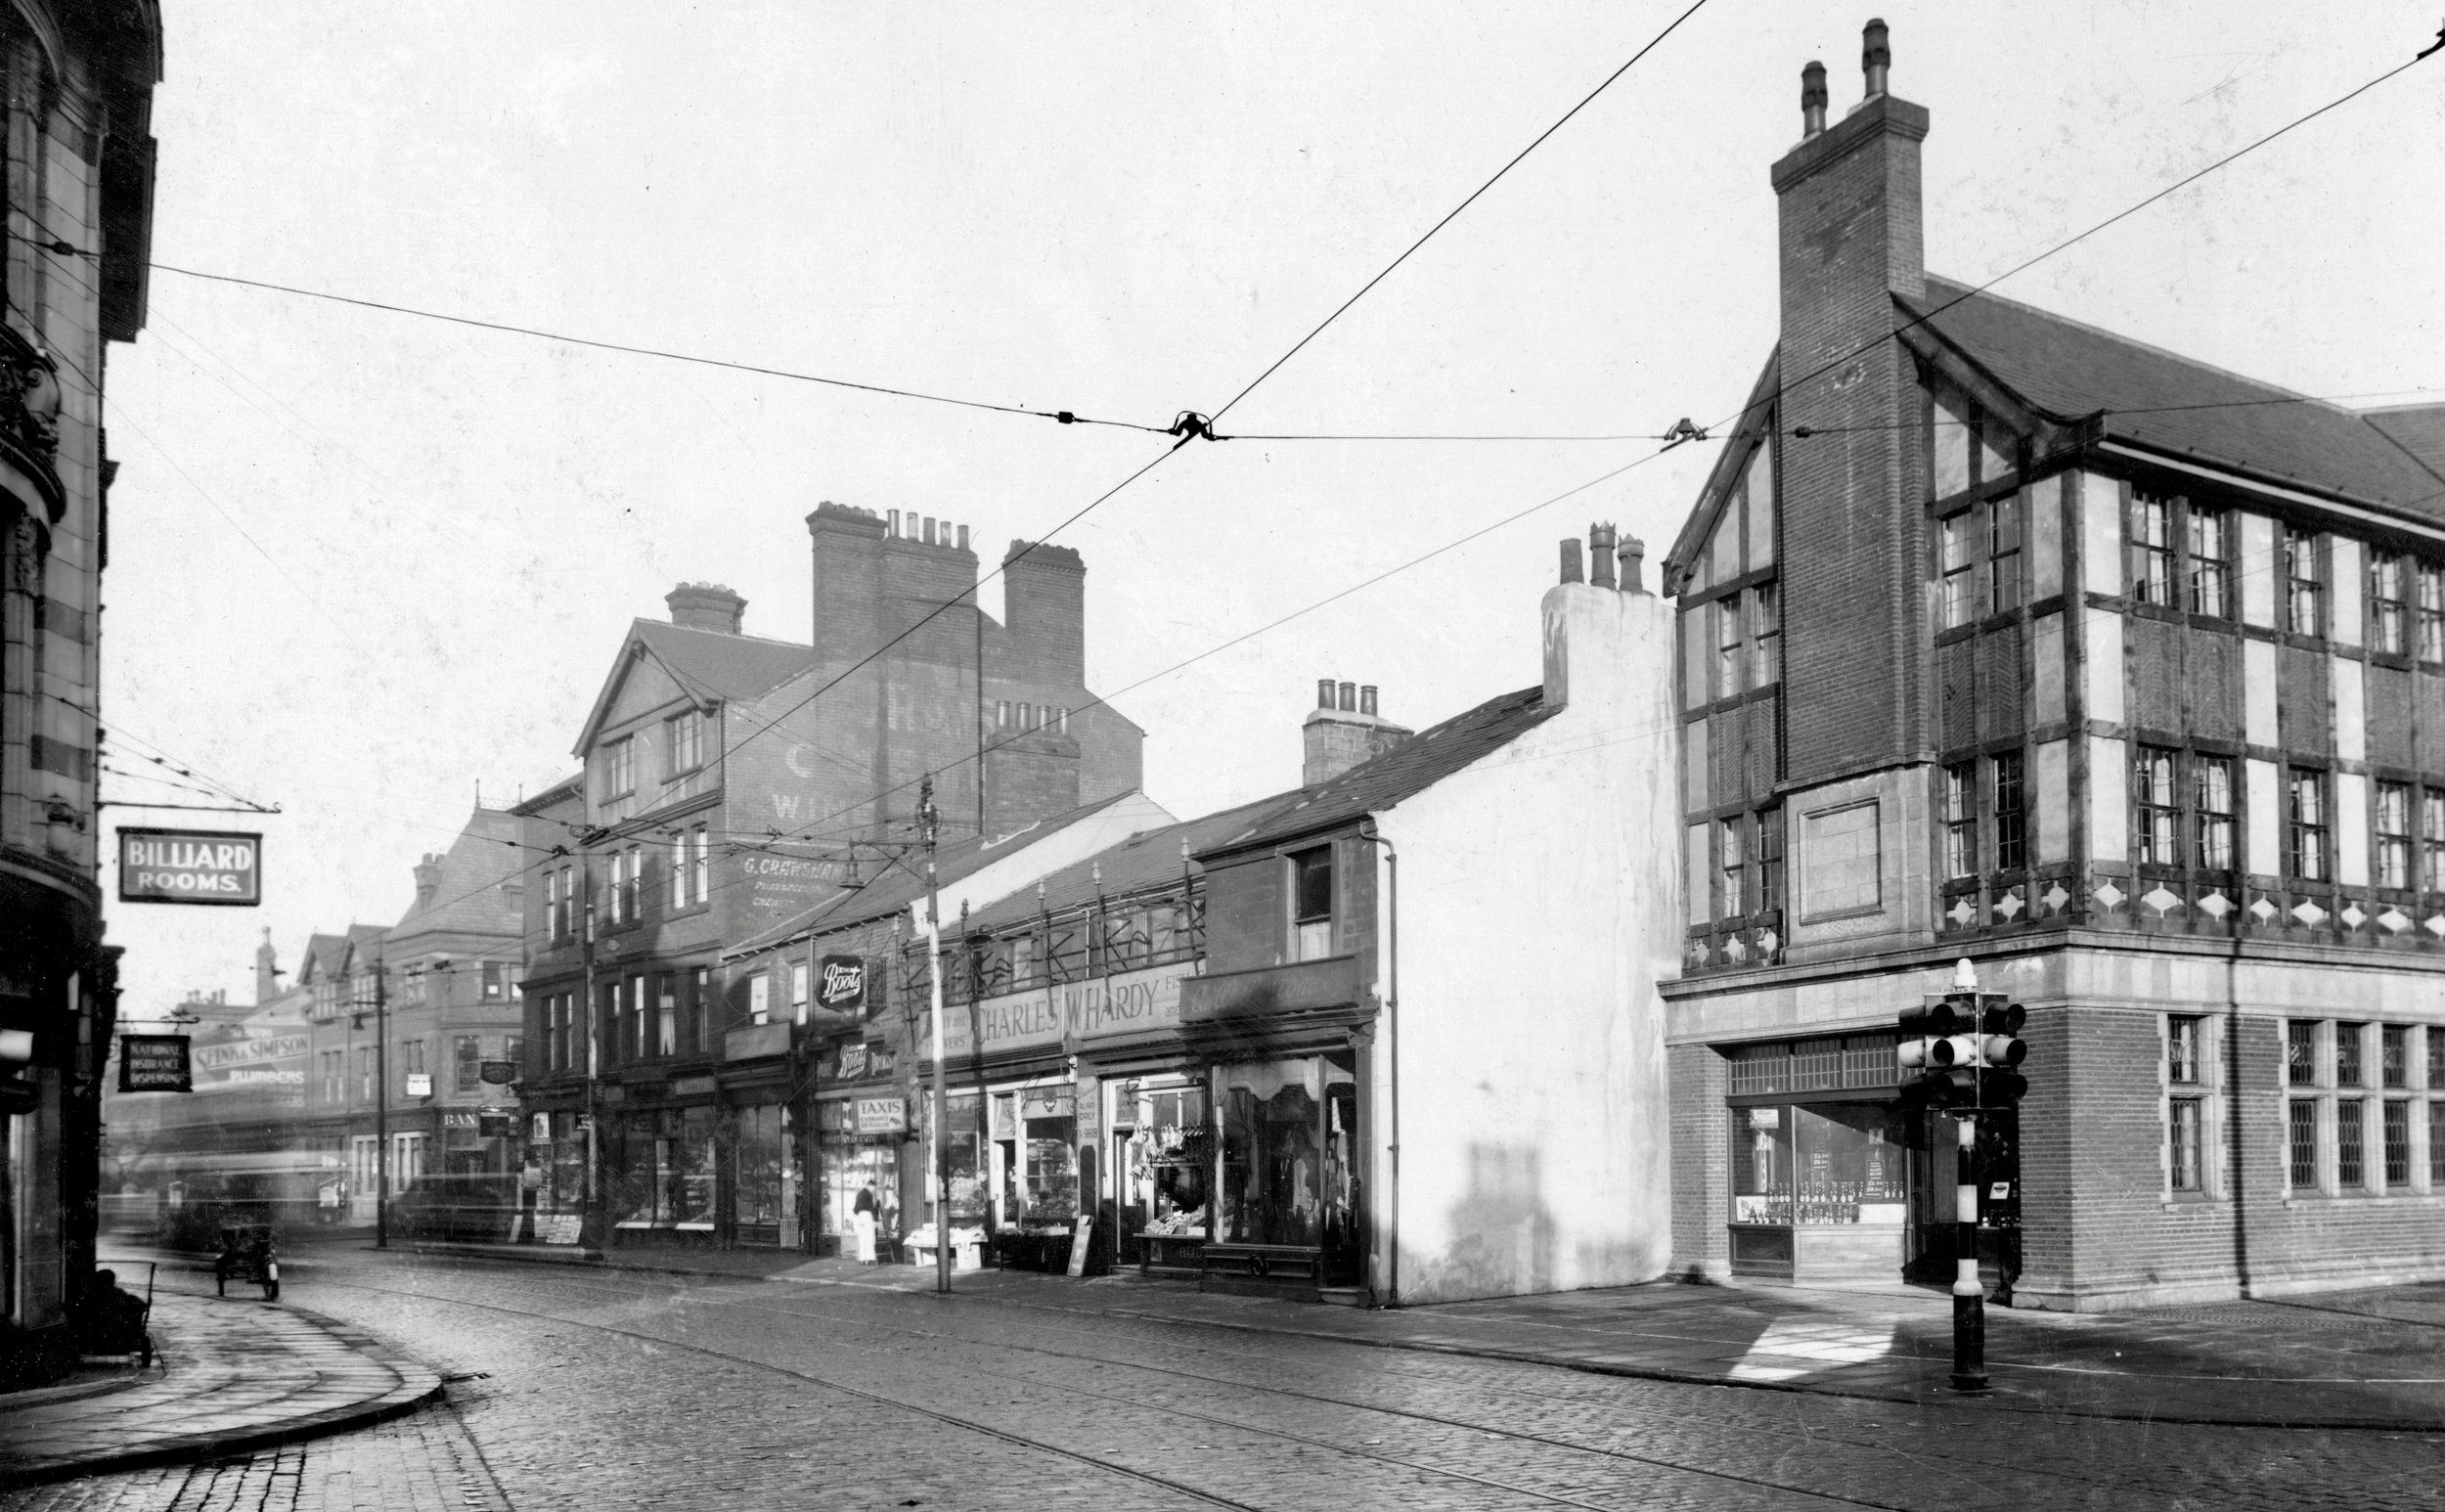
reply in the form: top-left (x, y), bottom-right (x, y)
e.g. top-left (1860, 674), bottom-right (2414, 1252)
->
top-left (1368, 582), bottom-right (1680, 1304)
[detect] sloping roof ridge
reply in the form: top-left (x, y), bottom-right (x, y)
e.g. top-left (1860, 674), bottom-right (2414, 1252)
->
top-left (1216, 683), bottom-right (1552, 853)
top-left (630, 616), bottom-right (812, 654)
top-left (2356, 397), bottom-right (2445, 419)
top-left (1665, 344), bottom-right (1780, 588)
top-left (1917, 275), bottom-right (2343, 417)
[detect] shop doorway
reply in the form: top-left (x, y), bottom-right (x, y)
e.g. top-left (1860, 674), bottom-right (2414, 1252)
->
top-left (1903, 1107), bottom-right (2022, 1290)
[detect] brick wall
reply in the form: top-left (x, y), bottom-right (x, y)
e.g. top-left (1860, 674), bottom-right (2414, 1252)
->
top-left (1772, 95), bottom-right (1930, 785)
top-left (984, 729), bottom-right (1081, 832)
top-left (1667, 1043), bottom-right (1730, 1280)
top-left (1003, 541), bottom-right (1086, 686)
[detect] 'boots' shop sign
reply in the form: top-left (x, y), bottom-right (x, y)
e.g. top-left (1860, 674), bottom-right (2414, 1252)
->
top-left (116, 828), bottom-right (262, 906)
top-left (922, 961), bottom-right (1197, 1062)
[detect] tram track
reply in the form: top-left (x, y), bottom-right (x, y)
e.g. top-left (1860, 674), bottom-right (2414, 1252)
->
top-left (309, 1265), bottom-right (1935, 1512)
top-left (331, 1259), bottom-right (2097, 1501)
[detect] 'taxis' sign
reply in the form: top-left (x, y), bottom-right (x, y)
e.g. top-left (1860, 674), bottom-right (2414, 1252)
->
top-left (117, 828), bottom-right (261, 907)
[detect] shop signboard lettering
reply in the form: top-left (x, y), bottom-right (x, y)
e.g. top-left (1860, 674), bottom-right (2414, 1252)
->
top-left (920, 961), bottom-right (1197, 1065)
top-left (116, 828), bottom-right (262, 906)
top-left (480, 1060), bottom-right (517, 1085)
top-left (443, 1110), bottom-right (479, 1129)
top-left (817, 955), bottom-right (866, 1014)
top-left (405, 1072), bottom-right (433, 1097)
top-left (854, 1095), bottom-right (907, 1134)
top-left (836, 1042), bottom-right (868, 1081)
top-left (193, 1035), bottom-right (308, 1072)
top-left (118, 1035), bottom-right (192, 1092)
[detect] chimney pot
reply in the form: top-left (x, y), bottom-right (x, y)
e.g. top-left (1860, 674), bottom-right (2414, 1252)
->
top-left (1317, 678), bottom-right (1337, 709)
top-left (956, 524), bottom-right (969, 551)
top-left (1338, 681), bottom-right (1356, 712)
top-left (1589, 522), bottom-right (1619, 590)
top-left (924, 515), bottom-right (938, 546)
top-left (1800, 60), bottom-right (1828, 136)
top-left (888, 509), bottom-right (901, 536)
top-left (1359, 685), bottom-right (1378, 717)
top-left (1620, 535), bottom-right (1648, 595)
top-left (1560, 538), bottom-right (1583, 584)
top-left (665, 581), bottom-right (747, 634)
top-left (1862, 19), bottom-right (1889, 98)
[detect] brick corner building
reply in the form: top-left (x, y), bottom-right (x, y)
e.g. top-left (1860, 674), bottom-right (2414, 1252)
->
top-left (1661, 21), bottom-right (2445, 1310)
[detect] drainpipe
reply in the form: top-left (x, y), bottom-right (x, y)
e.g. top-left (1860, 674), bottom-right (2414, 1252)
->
top-left (1356, 822), bottom-right (1398, 1307)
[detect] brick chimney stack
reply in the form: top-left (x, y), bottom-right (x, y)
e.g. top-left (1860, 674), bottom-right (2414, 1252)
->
top-left (1303, 677), bottom-right (1412, 786)
top-left (1769, 17), bottom-right (1928, 782)
top-left (665, 582), bottom-right (747, 635)
top-left (1002, 541), bottom-right (1086, 686)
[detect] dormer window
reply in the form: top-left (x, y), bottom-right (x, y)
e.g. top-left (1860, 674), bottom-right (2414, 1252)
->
top-left (1291, 847), bottom-right (1334, 961)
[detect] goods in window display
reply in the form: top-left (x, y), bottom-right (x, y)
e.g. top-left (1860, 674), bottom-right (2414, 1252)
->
top-left (1729, 1103), bottom-right (1906, 1226)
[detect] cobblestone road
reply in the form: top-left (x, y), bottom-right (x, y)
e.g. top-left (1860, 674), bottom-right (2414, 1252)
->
top-left (10, 1252), bottom-right (2441, 1511)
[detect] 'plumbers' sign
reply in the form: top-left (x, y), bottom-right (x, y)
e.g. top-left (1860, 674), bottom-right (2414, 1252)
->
top-left (922, 961), bottom-right (1196, 1063)
top-left (117, 828), bottom-right (262, 907)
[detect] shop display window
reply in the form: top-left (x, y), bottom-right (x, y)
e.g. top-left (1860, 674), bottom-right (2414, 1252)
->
top-left (542, 1112), bottom-right (585, 1216)
top-left (1731, 1103), bottom-right (1905, 1226)
top-left (932, 1090), bottom-right (989, 1226)
top-left (1217, 1056), bottom-right (1356, 1251)
top-left (734, 1102), bottom-right (797, 1245)
top-left (1731, 1106), bottom-right (1791, 1224)
top-left (991, 1085), bottom-right (1079, 1230)
top-left (1792, 1104), bottom-right (1906, 1224)
top-left (1122, 1083), bottom-right (1211, 1241)
top-left (612, 1108), bottom-right (718, 1229)
top-left (818, 1130), bottom-right (900, 1253)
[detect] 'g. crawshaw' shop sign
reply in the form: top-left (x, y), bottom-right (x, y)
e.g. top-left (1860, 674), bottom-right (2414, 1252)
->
top-left (117, 828), bottom-right (261, 907)
top-left (922, 961), bottom-right (1196, 1064)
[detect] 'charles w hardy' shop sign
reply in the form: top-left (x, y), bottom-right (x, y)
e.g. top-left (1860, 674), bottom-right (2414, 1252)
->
top-left (117, 829), bottom-right (262, 906)
top-left (921, 961), bottom-right (1197, 1064)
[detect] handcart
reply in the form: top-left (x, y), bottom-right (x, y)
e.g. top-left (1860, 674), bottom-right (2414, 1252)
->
top-left (83, 1259), bottom-right (157, 1367)
top-left (213, 1223), bottom-right (281, 1301)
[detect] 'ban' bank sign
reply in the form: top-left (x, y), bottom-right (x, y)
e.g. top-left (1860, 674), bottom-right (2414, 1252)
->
top-left (117, 828), bottom-right (262, 906)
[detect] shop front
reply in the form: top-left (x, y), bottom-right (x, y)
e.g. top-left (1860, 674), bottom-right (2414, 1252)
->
top-left (1722, 1034), bottom-right (1912, 1281)
top-left (1108, 1073), bottom-right (1210, 1272)
top-left (811, 1036), bottom-right (907, 1258)
top-left (523, 1108), bottom-right (589, 1245)
top-left (1203, 1052), bottom-right (1362, 1293)
top-left (730, 1098), bottom-right (800, 1248)
top-left (607, 1094), bottom-right (719, 1241)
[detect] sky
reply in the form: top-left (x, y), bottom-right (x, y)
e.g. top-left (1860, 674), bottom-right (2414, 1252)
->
top-left (99, 2), bottom-right (2445, 1011)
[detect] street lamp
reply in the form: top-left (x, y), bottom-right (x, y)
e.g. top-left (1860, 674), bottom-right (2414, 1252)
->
top-left (351, 955), bottom-right (389, 1251)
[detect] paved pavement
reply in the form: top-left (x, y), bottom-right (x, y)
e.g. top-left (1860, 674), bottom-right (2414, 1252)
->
top-left (0, 1279), bottom-right (439, 1490)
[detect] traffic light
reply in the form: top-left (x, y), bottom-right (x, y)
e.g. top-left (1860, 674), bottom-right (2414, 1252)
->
top-left (1976, 1000), bottom-right (2028, 1104)
top-left (1898, 989), bottom-right (2027, 1108)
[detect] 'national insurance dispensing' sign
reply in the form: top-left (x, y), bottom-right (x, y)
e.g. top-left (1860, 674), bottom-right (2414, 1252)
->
top-left (116, 828), bottom-right (262, 907)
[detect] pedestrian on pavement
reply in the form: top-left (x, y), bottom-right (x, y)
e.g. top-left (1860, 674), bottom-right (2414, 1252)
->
top-left (852, 1179), bottom-right (879, 1264)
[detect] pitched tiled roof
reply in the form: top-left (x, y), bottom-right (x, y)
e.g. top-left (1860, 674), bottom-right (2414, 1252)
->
top-left (1204, 685), bottom-right (1558, 858)
top-left (1906, 278), bottom-right (2445, 515)
top-left (2364, 404), bottom-right (2445, 485)
top-left (631, 620), bottom-right (817, 704)
top-left (388, 808), bottom-right (526, 942)
top-left (964, 791), bottom-right (1300, 936)
top-left (298, 931), bottom-right (350, 984)
top-left (783, 787), bottom-right (1155, 941)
